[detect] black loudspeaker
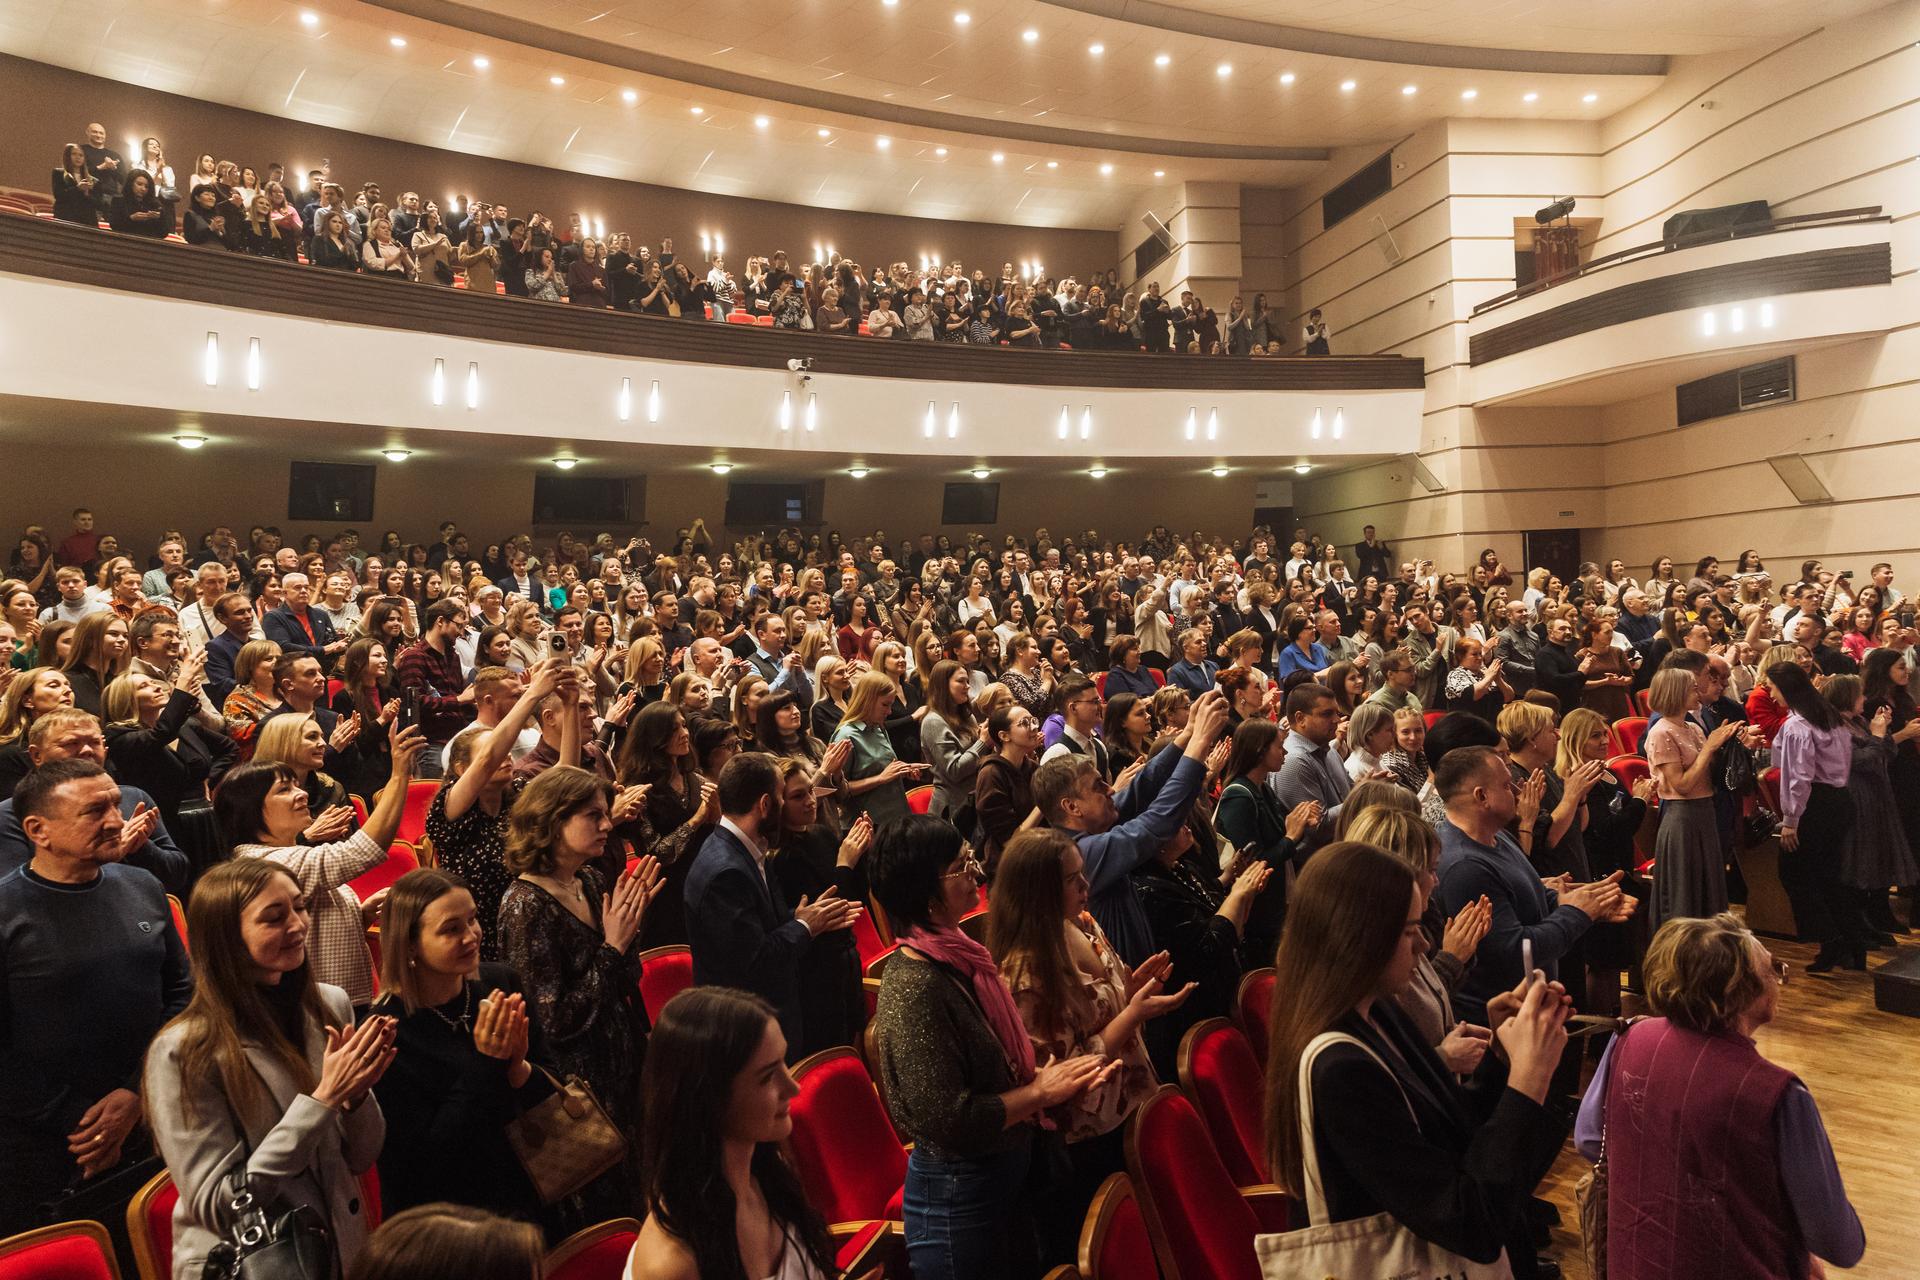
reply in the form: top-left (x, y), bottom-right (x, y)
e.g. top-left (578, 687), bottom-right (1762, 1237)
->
top-left (1872, 946), bottom-right (1920, 1018)
top-left (1662, 200), bottom-right (1770, 242)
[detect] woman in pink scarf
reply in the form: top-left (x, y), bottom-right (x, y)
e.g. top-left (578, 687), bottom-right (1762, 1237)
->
top-left (867, 815), bottom-right (1117, 1280)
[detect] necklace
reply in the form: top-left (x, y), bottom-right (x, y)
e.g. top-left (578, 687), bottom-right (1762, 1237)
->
top-left (426, 982), bottom-right (473, 1034)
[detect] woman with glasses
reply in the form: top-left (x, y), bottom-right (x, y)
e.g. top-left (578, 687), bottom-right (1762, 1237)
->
top-left (1575, 915), bottom-right (1862, 1278)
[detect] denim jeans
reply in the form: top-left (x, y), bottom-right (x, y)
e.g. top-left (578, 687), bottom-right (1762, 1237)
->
top-left (902, 1140), bottom-right (1036, 1280)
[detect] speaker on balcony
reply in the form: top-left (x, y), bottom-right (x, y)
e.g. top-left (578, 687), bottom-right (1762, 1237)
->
top-left (1662, 200), bottom-right (1770, 242)
top-left (1766, 454), bottom-right (1833, 505)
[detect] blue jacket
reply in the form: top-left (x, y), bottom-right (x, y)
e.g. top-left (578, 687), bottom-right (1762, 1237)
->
top-left (683, 823), bottom-right (815, 1056)
top-left (1104, 665), bottom-right (1159, 700)
top-left (261, 604), bottom-right (338, 663)
top-left (1165, 659), bottom-right (1217, 697)
top-left (1062, 748), bottom-right (1206, 966)
top-left (204, 629), bottom-right (244, 708)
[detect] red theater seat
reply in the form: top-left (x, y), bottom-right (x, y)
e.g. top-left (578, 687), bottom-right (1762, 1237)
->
top-left (636, 945), bottom-right (693, 1022)
top-left (1077, 1173), bottom-right (1161, 1280)
top-left (0, 1221), bottom-right (122, 1280)
top-left (787, 1048), bottom-right (907, 1228)
top-left (1125, 1087), bottom-right (1276, 1280)
top-left (1176, 1018), bottom-right (1270, 1187)
top-left (1233, 968), bottom-right (1275, 1070)
top-left (544, 1218), bottom-right (640, 1280)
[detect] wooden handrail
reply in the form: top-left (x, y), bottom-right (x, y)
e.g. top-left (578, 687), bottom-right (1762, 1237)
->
top-left (1470, 207), bottom-right (1886, 317)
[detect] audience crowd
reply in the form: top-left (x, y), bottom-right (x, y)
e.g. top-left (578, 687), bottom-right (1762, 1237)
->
top-left (0, 499), bottom-right (1886, 1280)
top-left (33, 123), bottom-right (1330, 356)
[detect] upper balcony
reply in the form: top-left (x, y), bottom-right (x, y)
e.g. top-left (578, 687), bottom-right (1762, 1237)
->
top-left (0, 211), bottom-right (1425, 470)
top-left (1464, 208), bottom-right (1895, 406)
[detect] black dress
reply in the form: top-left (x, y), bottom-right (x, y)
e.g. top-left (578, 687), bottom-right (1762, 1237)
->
top-left (1132, 853), bottom-right (1251, 1077)
top-left (767, 824), bottom-right (867, 1059)
top-left (1580, 774), bottom-right (1652, 969)
top-left (370, 964), bottom-right (557, 1230)
top-left (627, 775), bottom-right (713, 950)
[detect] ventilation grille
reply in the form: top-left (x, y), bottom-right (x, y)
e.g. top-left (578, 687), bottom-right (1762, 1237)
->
top-left (1676, 356), bottom-right (1796, 426)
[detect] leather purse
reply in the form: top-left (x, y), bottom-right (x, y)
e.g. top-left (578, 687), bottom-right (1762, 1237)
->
top-left (504, 1071), bottom-right (629, 1204)
top-left (199, 1172), bottom-right (337, 1280)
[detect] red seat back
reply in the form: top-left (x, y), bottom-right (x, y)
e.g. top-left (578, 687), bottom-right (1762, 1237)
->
top-left (1093, 671), bottom-right (1109, 697)
top-left (1149, 668), bottom-right (1166, 688)
top-left (0, 1222), bottom-right (121, 1280)
top-left (1176, 1019), bottom-right (1269, 1185)
top-left (345, 840), bottom-right (419, 901)
top-left (1125, 1088), bottom-right (1261, 1280)
top-left (544, 1218), bottom-right (641, 1280)
top-left (1234, 968), bottom-right (1275, 1070)
top-left (126, 1170), bottom-right (176, 1280)
top-left (1608, 716), bottom-right (1650, 758)
top-left (1605, 753), bottom-right (1651, 793)
top-left (1423, 710), bottom-right (1447, 731)
top-left (166, 894), bottom-right (189, 952)
top-left (788, 1048), bottom-right (908, 1224)
top-left (1081, 1173), bottom-right (1161, 1280)
top-left (636, 945), bottom-right (693, 1022)
top-left (904, 784), bottom-right (934, 815)
top-left (1633, 688), bottom-right (1651, 715)
top-left (397, 779), bottom-right (441, 845)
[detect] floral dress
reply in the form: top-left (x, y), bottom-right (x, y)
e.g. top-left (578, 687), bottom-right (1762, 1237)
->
top-left (423, 780), bottom-right (522, 960)
top-left (1002, 912), bottom-right (1157, 1142)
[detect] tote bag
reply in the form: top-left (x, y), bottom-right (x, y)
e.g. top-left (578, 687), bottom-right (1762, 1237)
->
top-left (1255, 1031), bottom-right (1514, 1280)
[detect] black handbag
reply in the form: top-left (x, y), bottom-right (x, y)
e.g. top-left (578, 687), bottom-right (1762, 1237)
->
top-left (432, 259), bottom-right (454, 285)
top-left (199, 1171), bottom-right (337, 1280)
top-left (1721, 736), bottom-right (1758, 793)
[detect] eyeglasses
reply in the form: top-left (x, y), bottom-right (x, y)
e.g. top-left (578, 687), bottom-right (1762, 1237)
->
top-left (943, 855), bottom-right (985, 882)
top-left (1769, 957), bottom-right (1789, 985)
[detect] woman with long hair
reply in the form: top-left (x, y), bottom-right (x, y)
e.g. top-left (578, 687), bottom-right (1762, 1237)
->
top-left (327, 636), bottom-right (397, 799)
top-left (1262, 843), bottom-right (1571, 1273)
top-left (1863, 645), bottom-right (1920, 924)
top-left (0, 666), bottom-right (74, 798)
top-left (58, 609), bottom-right (130, 717)
top-left (51, 142), bottom-right (97, 223)
top-left (496, 766), bottom-right (665, 1214)
top-left (627, 988), bottom-right (838, 1280)
top-left (1769, 661), bottom-right (1857, 973)
top-left (831, 670), bottom-right (920, 826)
top-left (973, 702), bottom-right (1042, 874)
top-left (369, 868), bottom-right (556, 1225)
top-left (766, 759), bottom-right (872, 1057)
top-left (1213, 717), bottom-right (1319, 943)
top-left (1100, 692), bottom-right (1154, 777)
top-left (145, 859), bottom-right (394, 1278)
top-left (616, 701), bottom-right (721, 949)
top-left (251, 712), bottom-right (354, 826)
top-left (753, 687), bottom-right (825, 767)
top-left (101, 661), bottom-right (235, 838)
top-left (1824, 673), bottom-right (1918, 951)
top-left (1555, 707), bottom-right (1654, 1013)
top-left (920, 658), bottom-right (989, 821)
top-left (730, 672), bottom-right (770, 743)
top-left (990, 829), bottom-right (1192, 1258)
top-left (1323, 659), bottom-right (1367, 716)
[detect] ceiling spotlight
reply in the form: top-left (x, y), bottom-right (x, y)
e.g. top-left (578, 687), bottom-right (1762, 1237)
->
top-left (1340, 79), bottom-right (1357, 92)
top-left (934, 146), bottom-right (947, 156)
top-left (1293, 462), bottom-right (1311, 475)
top-left (299, 10), bottom-right (318, 25)
top-left (953, 11), bottom-right (970, 24)
top-left (382, 448), bottom-right (412, 462)
top-left (1583, 92), bottom-right (1598, 104)
top-left (552, 457), bottom-right (578, 470)
top-left (1153, 169), bottom-right (1165, 178)
top-left (1154, 53), bottom-right (1171, 67)
top-left (1088, 42), bottom-right (1104, 55)
top-left (709, 462), bottom-right (734, 475)
top-left (622, 89), bottom-right (638, 103)
top-left (1534, 196), bottom-right (1577, 224)
top-left (389, 35), bottom-right (407, 47)
top-left (847, 466), bottom-right (870, 479)
top-left (876, 136), bottom-right (891, 149)
top-left (882, 0), bottom-right (897, 6)
top-left (1099, 163), bottom-right (1113, 175)
top-left (991, 152), bottom-right (1005, 163)
top-left (1523, 91), bottom-right (1539, 103)
top-left (1279, 71), bottom-right (1296, 85)
top-left (690, 106), bottom-right (703, 115)
top-left (1461, 88), bottom-right (1478, 100)
top-left (549, 75), bottom-right (565, 85)
top-left (752, 115), bottom-right (768, 128)
top-left (1023, 28), bottom-right (1039, 42)
top-left (1088, 466), bottom-right (1108, 479)
top-left (1401, 84), bottom-right (1417, 96)
top-left (1215, 63), bottom-right (1232, 77)
top-left (970, 467), bottom-right (991, 480)
top-left (1210, 466), bottom-right (1230, 478)
top-left (817, 128), bottom-right (832, 138)
top-left (1045, 160), bottom-right (1058, 169)
top-left (173, 433), bottom-right (207, 449)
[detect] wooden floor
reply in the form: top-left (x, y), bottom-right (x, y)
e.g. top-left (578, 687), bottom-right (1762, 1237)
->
top-left (1538, 925), bottom-right (1920, 1279)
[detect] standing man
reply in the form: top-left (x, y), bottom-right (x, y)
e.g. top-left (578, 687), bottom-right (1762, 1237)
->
top-left (1495, 600), bottom-right (1541, 698)
top-left (745, 613), bottom-right (812, 704)
top-left (202, 592), bottom-right (260, 707)
top-left (1270, 682), bottom-right (1352, 849)
top-left (394, 599), bottom-right (476, 778)
top-left (0, 759), bottom-right (192, 1236)
top-left (79, 123), bottom-right (125, 214)
top-left (1303, 307), bottom-right (1332, 355)
top-left (1040, 674), bottom-right (1111, 780)
top-left (1353, 525), bottom-right (1394, 584)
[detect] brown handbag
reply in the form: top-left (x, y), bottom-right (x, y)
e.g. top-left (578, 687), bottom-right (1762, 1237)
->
top-left (504, 1071), bottom-right (629, 1203)
top-left (1575, 1136), bottom-right (1608, 1279)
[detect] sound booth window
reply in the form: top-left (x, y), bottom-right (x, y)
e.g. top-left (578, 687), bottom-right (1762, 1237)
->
top-left (942, 482), bottom-right (999, 525)
top-left (288, 461), bottom-right (376, 522)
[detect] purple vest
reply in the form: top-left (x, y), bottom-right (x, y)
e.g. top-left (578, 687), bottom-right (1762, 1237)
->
top-left (1605, 1018), bottom-right (1805, 1280)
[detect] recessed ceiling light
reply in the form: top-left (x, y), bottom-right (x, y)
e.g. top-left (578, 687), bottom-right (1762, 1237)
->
top-left (970, 467), bottom-right (991, 480)
top-left (1401, 84), bottom-right (1417, 96)
top-left (1216, 63), bottom-right (1232, 77)
top-left (1210, 466), bottom-right (1230, 478)
top-left (934, 146), bottom-right (947, 156)
top-left (298, 11), bottom-right (318, 26)
top-left (1154, 53), bottom-right (1171, 67)
top-left (990, 152), bottom-right (1004, 163)
top-left (1293, 462), bottom-right (1311, 475)
top-left (549, 75), bottom-right (565, 85)
top-left (847, 466), bottom-right (871, 479)
top-left (953, 11), bottom-right (970, 24)
top-left (471, 55), bottom-right (489, 68)
top-left (173, 433), bottom-right (207, 449)
top-left (1088, 466), bottom-right (1108, 479)
top-left (382, 448), bottom-right (412, 462)
top-left (1022, 28), bottom-right (1038, 42)
top-left (817, 128), bottom-right (832, 138)
top-left (622, 89), bottom-right (637, 103)
top-left (1340, 79), bottom-right (1357, 92)
top-left (552, 457), bottom-right (578, 470)
top-left (877, 136), bottom-right (891, 150)
top-left (690, 106), bottom-right (703, 115)
top-left (1099, 162), bottom-right (1113, 175)
top-left (1153, 169), bottom-right (1165, 177)
top-left (1279, 71), bottom-right (1295, 85)
top-left (389, 35), bottom-right (407, 47)
top-left (1523, 91), bottom-right (1539, 103)
top-left (1461, 88), bottom-right (1478, 100)
top-left (881, 0), bottom-right (897, 6)
top-left (709, 462), bottom-right (734, 475)
top-left (1088, 42), bottom-right (1104, 55)
top-left (1045, 160), bottom-right (1058, 169)
top-left (754, 114), bottom-right (769, 127)
top-left (1583, 92), bottom-right (1599, 103)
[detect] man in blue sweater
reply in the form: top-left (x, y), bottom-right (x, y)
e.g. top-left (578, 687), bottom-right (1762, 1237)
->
top-left (0, 758), bottom-right (192, 1235)
top-left (1034, 689), bottom-right (1229, 965)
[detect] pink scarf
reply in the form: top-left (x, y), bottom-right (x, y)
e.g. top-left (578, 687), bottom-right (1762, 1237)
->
top-left (902, 924), bottom-right (1037, 1084)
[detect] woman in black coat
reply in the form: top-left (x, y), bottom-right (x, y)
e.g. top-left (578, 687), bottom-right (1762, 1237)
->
top-left (109, 169), bottom-right (170, 238)
top-left (102, 666), bottom-right (236, 829)
top-left (766, 759), bottom-right (870, 1059)
top-left (51, 144), bottom-right (97, 224)
top-left (1264, 844), bottom-right (1570, 1279)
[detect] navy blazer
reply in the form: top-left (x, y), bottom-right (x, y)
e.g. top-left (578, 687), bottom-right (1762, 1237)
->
top-left (262, 605), bottom-right (338, 662)
top-left (683, 824), bottom-right (815, 1057)
top-left (204, 629), bottom-right (244, 707)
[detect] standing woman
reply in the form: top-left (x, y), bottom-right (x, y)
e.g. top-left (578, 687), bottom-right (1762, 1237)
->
top-left (921, 658), bottom-right (990, 822)
top-left (767, 760), bottom-right (873, 1057)
top-left (832, 671), bottom-right (919, 827)
top-left (616, 701), bottom-right (722, 949)
top-left (1213, 718), bottom-right (1318, 950)
top-left (145, 859), bottom-right (395, 1280)
top-left (1100, 692), bottom-right (1154, 776)
top-left (1262, 843), bottom-right (1573, 1275)
top-left (1643, 667), bottom-right (1744, 931)
top-left (457, 221), bottom-right (498, 294)
top-left (1862, 645), bottom-right (1920, 928)
top-left (0, 667), bottom-right (74, 799)
top-left (565, 236), bottom-right (607, 306)
top-left (626, 989), bottom-right (838, 1280)
top-left (410, 206), bottom-right (453, 284)
top-left (496, 766), bottom-right (664, 1213)
top-left (1441, 637), bottom-right (1510, 724)
top-left (102, 661), bottom-right (236, 839)
top-left (1824, 673), bottom-right (1917, 954)
top-left (808, 655), bottom-right (852, 744)
top-left (1556, 707), bottom-right (1654, 1013)
top-left (51, 142), bottom-right (97, 223)
top-left (974, 703), bottom-right (1042, 875)
top-left (328, 636), bottom-right (398, 801)
top-left (58, 610), bottom-right (130, 717)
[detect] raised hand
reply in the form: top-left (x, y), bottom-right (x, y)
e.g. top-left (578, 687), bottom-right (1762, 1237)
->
top-left (1124, 951), bottom-right (1173, 1001)
top-left (116, 802), bottom-right (160, 858)
top-left (1284, 800), bottom-right (1323, 842)
top-left (1436, 1021), bottom-right (1492, 1075)
top-left (473, 990), bottom-right (531, 1065)
top-left (611, 782), bottom-right (651, 825)
top-left (1443, 894), bottom-right (1493, 962)
top-left (303, 804), bottom-right (355, 844)
top-left (314, 1016), bottom-right (399, 1110)
top-left (837, 814), bottom-right (874, 867)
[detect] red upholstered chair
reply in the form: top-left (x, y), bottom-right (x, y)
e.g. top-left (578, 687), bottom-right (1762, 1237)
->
top-left (349, 793), bottom-right (370, 826)
top-left (397, 779), bottom-right (440, 846)
top-left (1125, 1087), bottom-right (1283, 1280)
top-left (1148, 668), bottom-right (1166, 688)
top-left (166, 894), bottom-right (189, 952)
top-left (957, 906), bottom-right (989, 944)
top-left (544, 1218), bottom-right (640, 1280)
top-left (346, 840), bottom-right (419, 901)
top-left (1093, 671), bottom-right (1109, 697)
top-left (1608, 716), bottom-right (1651, 758)
top-left (1233, 968), bottom-right (1275, 1070)
top-left (360, 1165), bottom-right (383, 1229)
top-left (851, 904), bottom-right (892, 968)
top-left (1605, 755), bottom-right (1659, 870)
top-left (787, 1048), bottom-right (907, 1230)
top-left (1424, 710), bottom-right (1448, 731)
top-left (1634, 688), bottom-right (1651, 715)
top-left (126, 1169), bottom-right (176, 1280)
top-left (1077, 1172), bottom-right (1162, 1280)
top-left (1176, 1019), bottom-right (1270, 1187)
top-left (905, 784), bottom-right (934, 815)
top-left (636, 945), bottom-right (693, 1022)
top-left (0, 1221), bottom-right (122, 1280)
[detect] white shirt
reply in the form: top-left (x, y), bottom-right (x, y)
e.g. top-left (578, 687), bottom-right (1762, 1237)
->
top-left (719, 815), bottom-right (771, 885)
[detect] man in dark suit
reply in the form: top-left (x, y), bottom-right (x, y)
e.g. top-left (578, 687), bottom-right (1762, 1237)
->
top-left (683, 753), bottom-right (860, 1059)
top-left (261, 573), bottom-right (344, 664)
top-left (202, 591), bottom-right (256, 707)
top-left (1353, 524), bottom-right (1394, 584)
top-left (493, 549), bottom-right (546, 615)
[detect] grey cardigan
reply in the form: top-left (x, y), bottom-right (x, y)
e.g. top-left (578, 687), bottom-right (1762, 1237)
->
top-left (919, 710), bottom-right (988, 819)
top-left (145, 982), bottom-right (385, 1280)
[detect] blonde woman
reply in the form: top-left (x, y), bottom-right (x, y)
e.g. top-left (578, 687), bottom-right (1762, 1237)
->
top-left (361, 216), bottom-right (414, 277)
top-left (830, 671), bottom-right (921, 825)
top-left (251, 712), bottom-right (355, 831)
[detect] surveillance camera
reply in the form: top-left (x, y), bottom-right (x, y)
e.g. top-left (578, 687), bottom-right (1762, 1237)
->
top-left (785, 357), bottom-right (814, 373)
top-left (798, 372), bottom-right (813, 386)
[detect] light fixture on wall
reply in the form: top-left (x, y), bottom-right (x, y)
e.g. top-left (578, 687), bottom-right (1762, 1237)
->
top-left (1311, 407), bottom-right (1323, 439)
top-left (1759, 302), bottom-right (1775, 328)
top-left (948, 403), bottom-right (961, 439)
top-left (617, 377), bottom-right (632, 422)
top-left (1730, 307), bottom-right (1746, 333)
top-left (970, 466), bottom-right (991, 480)
top-left (1207, 407), bottom-right (1219, 441)
top-left (847, 465), bottom-right (870, 479)
top-left (1088, 465), bottom-right (1108, 479)
top-left (805, 391), bottom-right (818, 432)
top-left (246, 337), bottom-right (261, 391)
top-left (1079, 406), bottom-right (1092, 440)
top-left (552, 457), bottom-right (578, 470)
top-left (923, 400), bottom-right (936, 439)
top-left (1058, 406), bottom-right (1070, 440)
top-left (382, 448), bottom-right (412, 462)
top-left (1185, 406), bottom-right (1197, 441)
top-left (1333, 407), bottom-right (1345, 439)
top-left (780, 390), bottom-right (793, 431)
top-left (1210, 465), bottom-right (1230, 478)
top-left (431, 358), bottom-right (446, 406)
top-left (1702, 312), bottom-right (1717, 337)
top-left (173, 433), bottom-right (207, 449)
top-left (647, 379), bottom-right (661, 423)
top-left (1293, 461), bottom-right (1311, 475)
top-left (709, 461), bottom-right (735, 475)
top-left (465, 362), bottom-right (480, 410)
top-left (202, 332), bottom-right (219, 386)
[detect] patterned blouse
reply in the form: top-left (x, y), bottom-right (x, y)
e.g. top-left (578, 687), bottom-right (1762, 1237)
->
top-left (1002, 912), bottom-right (1157, 1143)
top-left (1002, 667), bottom-right (1053, 718)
